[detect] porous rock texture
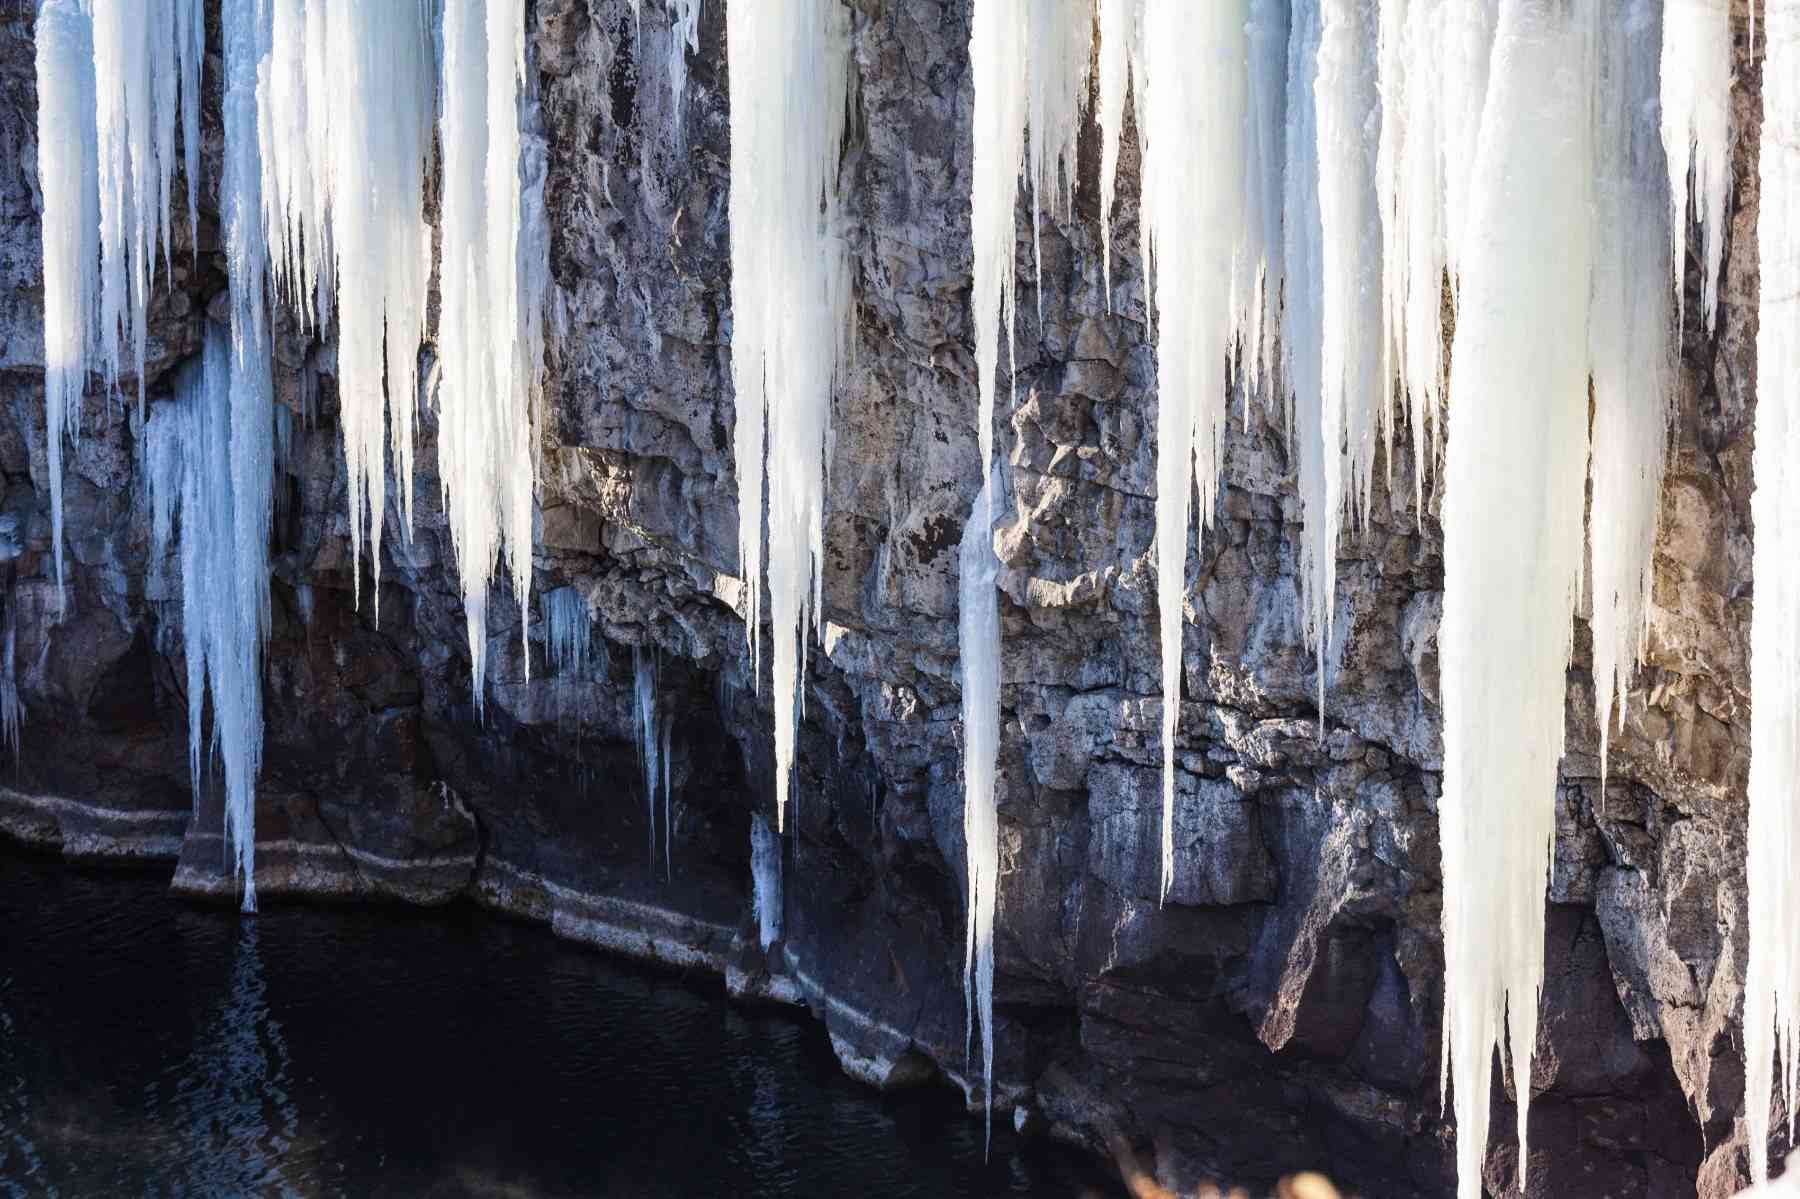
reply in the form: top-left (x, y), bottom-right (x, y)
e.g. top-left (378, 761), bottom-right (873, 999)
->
top-left (0, 3), bottom-right (1769, 1195)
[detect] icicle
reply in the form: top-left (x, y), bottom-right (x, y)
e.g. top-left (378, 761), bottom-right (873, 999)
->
top-left (1301, 0), bottom-right (1384, 727)
top-left (315, 1), bottom-right (436, 611)
top-left (751, 811), bottom-right (783, 951)
top-left (1, 593), bottom-right (22, 763)
top-left (1437, 4), bottom-right (1595, 1195)
top-left (1440, 2), bottom-right (1499, 293)
top-left (543, 587), bottom-right (597, 678)
top-left (669, 0), bottom-right (703, 144)
top-left (1138, 0), bottom-right (1253, 903)
top-left (88, 0), bottom-right (203, 411)
top-left (259, 0), bottom-right (333, 329)
top-left (1023, 1), bottom-right (1092, 305)
top-left (968, 0), bottom-right (1026, 499)
top-left (1284, 0), bottom-right (1332, 724)
top-left (146, 323), bottom-right (272, 914)
top-left (1095, 0), bottom-right (1136, 305)
top-left (438, 0), bottom-right (546, 712)
top-left (35, 0), bottom-right (100, 604)
top-left (958, 474), bottom-right (1000, 1150)
top-left (1374, 0), bottom-right (1447, 514)
top-left (1747, 0), bottom-right (1800, 1181)
top-left (1588, 0), bottom-right (1674, 792)
top-left (1660, 0), bottom-right (1733, 330)
top-left (1239, 0), bottom-right (1290, 401)
top-left (633, 646), bottom-right (664, 866)
top-left (727, 0), bottom-right (853, 833)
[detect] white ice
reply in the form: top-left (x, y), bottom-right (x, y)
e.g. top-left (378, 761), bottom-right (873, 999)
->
top-left (1437, 3), bottom-right (1595, 1194)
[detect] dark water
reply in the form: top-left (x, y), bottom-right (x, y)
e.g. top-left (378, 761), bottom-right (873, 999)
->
top-left (0, 851), bottom-right (1110, 1198)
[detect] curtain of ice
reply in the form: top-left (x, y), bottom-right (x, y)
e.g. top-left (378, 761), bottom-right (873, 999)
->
top-left (146, 323), bottom-right (271, 914)
top-left (258, 0), bottom-right (334, 330)
top-left (1589, 0), bottom-right (1674, 790)
top-left (1438, 3), bottom-right (1596, 1194)
top-left (316, 2), bottom-right (436, 612)
top-left (35, 0), bottom-right (201, 599)
top-left (90, 0), bottom-right (204, 411)
top-left (438, 0), bottom-right (547, 713)
top-left (1660, 0), bottom-right (1734, 329)
top-left (1747, 1), bottom-right (1800, 1182)
top-left (726, 0), bottom-right (853, 834)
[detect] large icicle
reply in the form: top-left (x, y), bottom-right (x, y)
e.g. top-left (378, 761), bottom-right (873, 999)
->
top-left (1588, 0), bottom-right (1674, 789)
top-left (35, 0), bottom-right (100, 602)
top-left (1660, 0), bottom-right (1733, 329)
top-left (1138, 0), bottom-right (1252, 902)
top-left (1747, 0), bottom-right (1800, 1181)
top-left (958, 474), bottom-right (1000, 1148)
top-left (438, 0), bottom-right (547, 711)
top-left (727, 0), bottom-right (853, 833)
top-left (316, 1), bottom-right (436, 610)
top-left (1437, 3), bottom-right (1595, 1194)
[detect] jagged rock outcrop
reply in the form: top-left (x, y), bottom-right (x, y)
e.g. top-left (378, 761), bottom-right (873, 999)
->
top-left (0, 3), bottom-right (1770, 1195)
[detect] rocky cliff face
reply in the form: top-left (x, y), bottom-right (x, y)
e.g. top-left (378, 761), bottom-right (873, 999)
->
top-left (0, 3), bottom-right (1770, 1196)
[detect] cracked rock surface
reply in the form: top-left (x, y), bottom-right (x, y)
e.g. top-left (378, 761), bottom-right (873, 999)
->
top-left (0, 3), bottom-right (1770, 1195)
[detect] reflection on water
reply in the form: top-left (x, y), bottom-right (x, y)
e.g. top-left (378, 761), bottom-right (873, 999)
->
top-left (155, 924), bottom-right (299, 1196)
top-left (0, 852), bottom-right (1109, 1198)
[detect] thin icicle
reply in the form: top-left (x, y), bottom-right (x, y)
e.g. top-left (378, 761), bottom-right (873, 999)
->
top-left (958, 474), bottom-right (1000, 1150)
top-left (669, 0), bottom-right (703, 145)
top-left (1660, 0), bottom-right (1734, 330)
top-left (751, 811), bottom-right (783, 951)
top-left (727, 0), bottom-right (853, 833)
top-left (1746, 1), bottom-right (1800, 1182)
top-left (1309, 0), bottom-right (1384, 722)
top-left (259, 0), bottom-right (333, 329)
top-left (1438, 4), bottom-right (1595, 1195)
top-left (1239, 0), bottom-right (1290, 401)
top-left (1138, 0), bottom-right (1253, 903)
top-left (543, 587), bottom-right (596, 678)
top-left (633, 646), bottom-right (667, 869)
top-left (35, 0), bottom-right (100, 603)
top-left (0, 593), bottom-right (22, 763)
top-left (1588, 0), bottom-right (1674, 792)
top-left (1095, 0), bottom-right (1137, 305)
top-left (1285, 0), bottom-right (1332, 723)
top-left (1375, 0), bottom-right (1448, 515)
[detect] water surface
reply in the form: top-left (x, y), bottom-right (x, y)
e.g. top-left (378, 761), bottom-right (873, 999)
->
top-left (0, 850), bottom-right (1107, 1198)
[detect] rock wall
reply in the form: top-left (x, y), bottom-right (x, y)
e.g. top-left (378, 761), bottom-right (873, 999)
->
top-left (0, 3), bottom-right (1769, 1195)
